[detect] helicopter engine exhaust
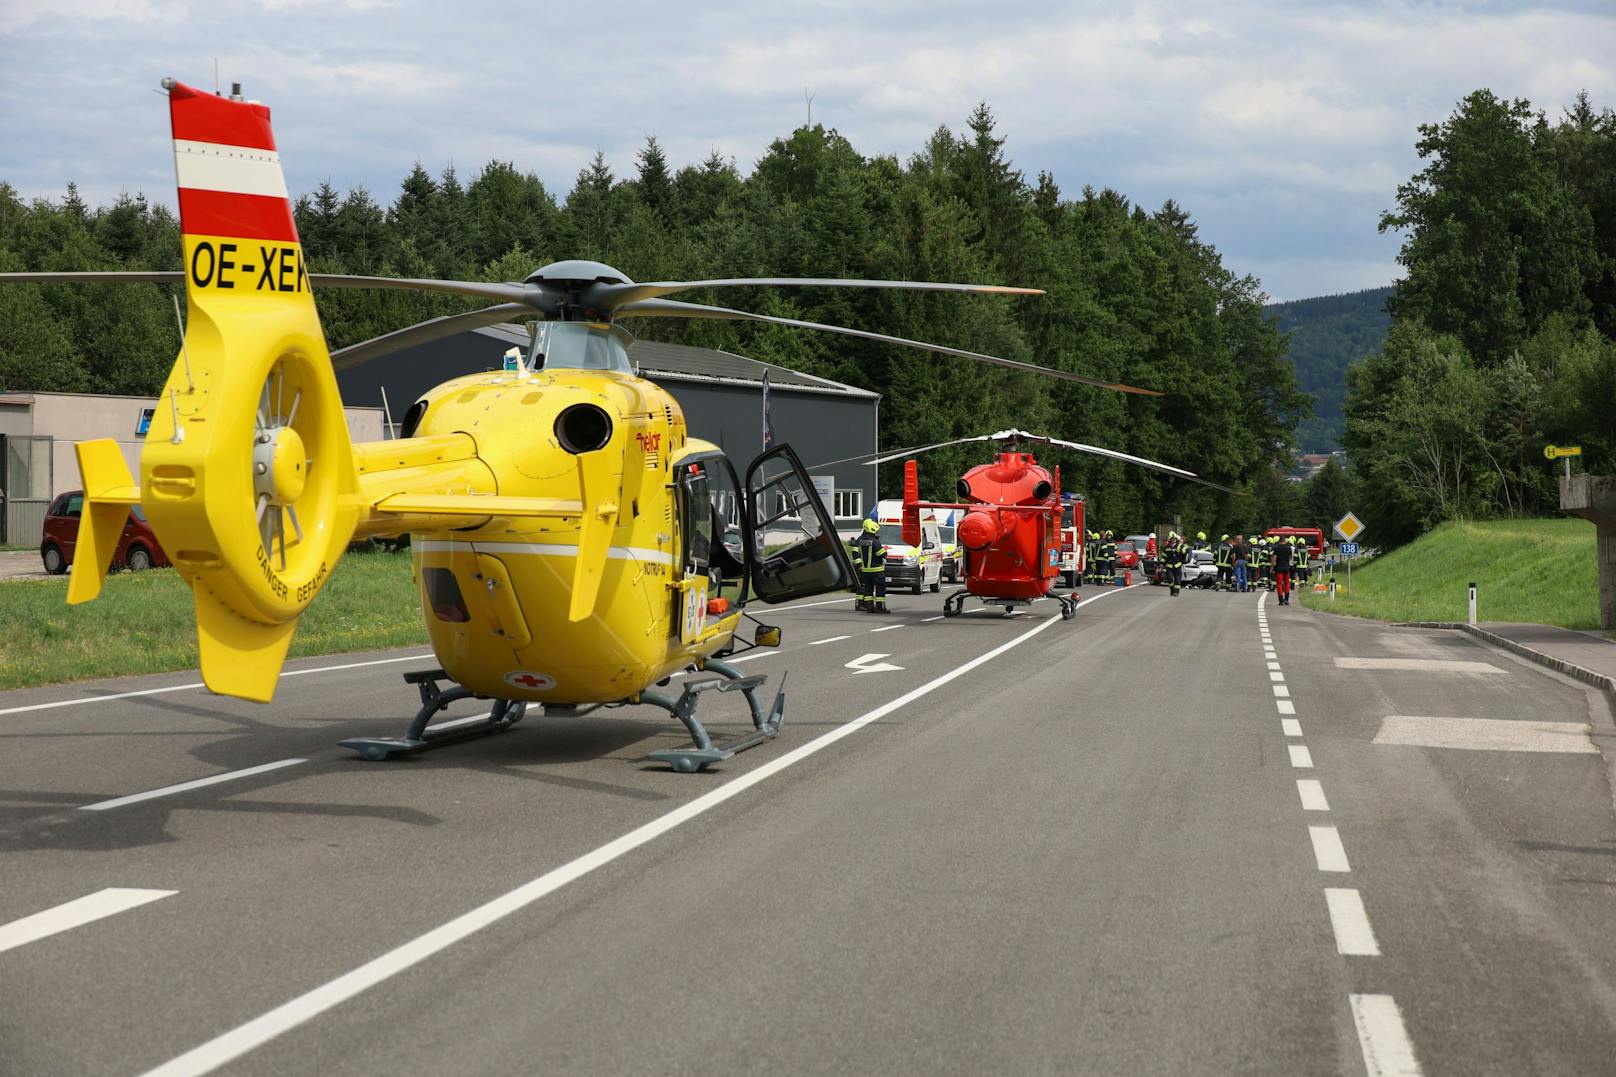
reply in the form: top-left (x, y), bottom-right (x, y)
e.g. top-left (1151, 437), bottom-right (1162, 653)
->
top-left (555, 402), bottom-right (614, 454)
top-left (958, 508), bottom-right (1007, 551)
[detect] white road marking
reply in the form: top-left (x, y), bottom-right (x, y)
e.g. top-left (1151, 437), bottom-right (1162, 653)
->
top-left (845, 653), bottom-right (904, 675)
top-left (1335, 657), bottom-right (1502, 674)
top-left (140, 603), bottom-right (1093, 1077)
top-left (1372, 716), bottom-right (1598, 754)
top-left (1297, 779), bottom-right (1329, 811)
top-left (870, 624), bottom-right (905, 633)
top-left (0, 652), bottom-right (435, 718)
top-left (1267, 661), bottom-right (1282, 670)
top-left (1326, 888), bottom-right (1381, 956)
top-left (1350, 994), bottom-right (1423, 1076)
top-left (1264, 647), bottom-right (1277, 656)
top-left (768, 596), bottom-right (863, 613)
top-left (1274, 685), bottom-right (1291, 698)
top-left (808, 635), bottom-right (851, 646)
top-left (1277, 700), bottom-right (1296, 715)
top-left (1269, 671), bottom-right (1285, 682)
top-left (428, 712), bottom-right (494, 732)
top-left (1282, 718), bottom-right (1303, 737)
top-left (0, 888), bottom-right (176, 954)
top-left (1289, 745), bottom-right (1314, 769)
top-left (1309, 825), bottom-right (1351, 872)
top-left (80, 759), bottom-right (307, 812)
top-left (725, 652), bottom-right (774, 664)
top-left (922, 615), bottom-right (945, 622)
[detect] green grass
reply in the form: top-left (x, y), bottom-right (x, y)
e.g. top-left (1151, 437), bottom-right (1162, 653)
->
top-left (1300, 517), bottom-right (1600, 629)
top-left (0, 548), bottom-right (427, 690)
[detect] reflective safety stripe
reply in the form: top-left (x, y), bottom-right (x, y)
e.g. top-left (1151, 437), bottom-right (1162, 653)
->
top-left (416, 539), bottom-right (674, 566)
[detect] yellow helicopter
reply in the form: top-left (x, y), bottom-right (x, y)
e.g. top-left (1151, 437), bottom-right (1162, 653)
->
top-left (3, 78), bottom-right (1159, 771)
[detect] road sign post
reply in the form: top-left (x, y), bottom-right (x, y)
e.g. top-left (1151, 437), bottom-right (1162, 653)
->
top-left (1334, 515), bottom-right (1366, 597)
top-left (1546, 444), bottom-right (1582, 481)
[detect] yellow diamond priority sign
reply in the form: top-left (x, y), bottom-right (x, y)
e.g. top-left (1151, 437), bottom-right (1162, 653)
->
top-left (1334, 511), bottom-right (1365, 543)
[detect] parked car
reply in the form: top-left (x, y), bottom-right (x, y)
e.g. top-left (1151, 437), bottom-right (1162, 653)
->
top-left (1179, 548), bottom-right (1218, 588)
top-left (1114, 540), bottom-right (1140, 571)
top-left (40, 491), bottom-right (171, 575)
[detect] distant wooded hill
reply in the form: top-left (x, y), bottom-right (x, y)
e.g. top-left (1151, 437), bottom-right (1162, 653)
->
top-left (1265, 286), bottom-right (1393, 452)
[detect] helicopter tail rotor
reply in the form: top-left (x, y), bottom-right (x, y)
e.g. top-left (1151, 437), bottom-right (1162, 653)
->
top-left (119, 80), bottom-right (361, 701)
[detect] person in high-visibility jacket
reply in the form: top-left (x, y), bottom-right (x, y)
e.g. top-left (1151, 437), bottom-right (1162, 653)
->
top-left (1099, 529), bottom-right (1117, 585)
top-left (1084, 530), bottom-right (1100, 584)
top-left (1163, 531), bottom-right (1188, 597)
top-left (1214, 534), bottom-right (1233, 591)
top-left (1295, 535), bottom-right (1311, 584)
top-left (851, 518), bottom-right (889, 614)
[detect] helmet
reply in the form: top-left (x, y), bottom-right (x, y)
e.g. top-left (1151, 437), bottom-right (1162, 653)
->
top-left (1220, 534), bottom-right (1229, 541)
top-left (1104, 529), bottom-right (1113, 539)
top-left (863, 518), bottom-right (880, 534)
top-left (1197, 531), bottom-right (1206, 541)
top-left (1168, 531), bottom-right (1178, 539)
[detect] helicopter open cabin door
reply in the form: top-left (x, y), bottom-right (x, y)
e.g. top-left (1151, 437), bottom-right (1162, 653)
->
top-left (676, 459), bottom-right (716, 644)
top-left (744, 445), bottom-right (856, 603)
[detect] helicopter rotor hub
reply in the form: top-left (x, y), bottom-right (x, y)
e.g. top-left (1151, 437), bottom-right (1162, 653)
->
top-left (254, 424), bottom-right (307, 506)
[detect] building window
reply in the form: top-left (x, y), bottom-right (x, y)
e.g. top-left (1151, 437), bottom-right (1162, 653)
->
top-left (833, 489), bottom-right (863, 519)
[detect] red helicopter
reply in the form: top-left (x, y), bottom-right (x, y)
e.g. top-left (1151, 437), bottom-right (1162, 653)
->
top-left (872, 430), bottom-right (1233, 618)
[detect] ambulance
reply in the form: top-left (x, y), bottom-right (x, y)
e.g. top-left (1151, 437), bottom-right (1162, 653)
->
top-left (874, 500), bottom-right (945, 593)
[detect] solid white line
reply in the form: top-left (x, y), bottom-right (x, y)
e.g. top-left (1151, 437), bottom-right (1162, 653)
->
top-left (0, 888), bottom-right (176, 954)
top-left (768, 597), bottom-right (858, 613)
top-left (1267, 661), bottom-right (1282, 670)
top-left (0, 653), bottom-right (434, 718)
top-left (1277, 700), bottom-right (1296, 715)
top-left (1297, 779), bottom-right (1329, 811)
top-left (1326, 888), bottom-right (1381, 956)
top-left (81, 759), bottom-right (307, 812)
top-left (870, 624), bottom-right (904, 633)
top-left (808, 635), bottom-right (851, 646)
top-left (1269, 671), bottom-right (1285, 682)
top-left (1274, 685), bottom-right (1291, 698)
top-left (1350, 994), bottom-right (1423, 1076)
top-left (1289, 744), bottom-right (1314, 769)
top-left (1310, 825), bottom-right (1351, 872)
top-left (140, 593), bottom-right (1121, 1077)
top-left (1282, 718), bottom-right (1303, 737)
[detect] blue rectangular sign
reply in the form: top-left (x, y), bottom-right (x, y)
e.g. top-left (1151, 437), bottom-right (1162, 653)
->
top-left (1339, 542), bottom-right (1359, 556)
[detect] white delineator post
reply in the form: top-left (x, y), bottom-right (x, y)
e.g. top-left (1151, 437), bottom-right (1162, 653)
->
top-left (1468, 581), bottom-right (1477, 625)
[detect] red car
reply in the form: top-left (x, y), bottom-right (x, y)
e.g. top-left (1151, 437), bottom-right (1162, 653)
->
top-left (40, 490), bottom-right (171, 575)
top-left (1114, 540), bottom-right (1141, 570)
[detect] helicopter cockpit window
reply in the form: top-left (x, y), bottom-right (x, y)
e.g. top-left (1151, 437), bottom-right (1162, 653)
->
top-left (531, 322), bottom-right (632, 374)
top-left (744, 446), bottom-right (855, 603)
top-left (679, 462), bottom-right (713, 580)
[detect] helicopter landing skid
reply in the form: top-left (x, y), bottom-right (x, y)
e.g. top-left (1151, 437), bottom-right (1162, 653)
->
top-left (641, 657), bottom-right (787, 773)
top-left (340, 668), bottom-right (527, 760)
top-left (942, 589), bottom-right (1079, 621)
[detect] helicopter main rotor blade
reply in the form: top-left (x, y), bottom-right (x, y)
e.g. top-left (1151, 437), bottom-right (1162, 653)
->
top-left (615, 299), bottom-right (1163, 395)
top-left (0, 270), bottom-right (542, 307)
top-left (1040, 435), bottom-right (1238, 493)
top-left (330, 303), bottom-right (537, 371)
top-left (0, 270), bottom-right (186, 285)
top-left (590, 277), bottom-right (1042, 309)
top-left (865, 436), bottom-right (998, 465)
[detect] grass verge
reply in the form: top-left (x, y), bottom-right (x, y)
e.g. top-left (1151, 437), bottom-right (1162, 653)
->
top-left (1300, 517), bottom-right (1599, 629)
top-left (0, 548), bottom-right (426, 691)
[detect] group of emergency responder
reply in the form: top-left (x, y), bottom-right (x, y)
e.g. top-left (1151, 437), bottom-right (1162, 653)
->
top-left (1156, 531), bottom-right (1318, 602)
top-left (1082, 530), bottom-right (1120, 585)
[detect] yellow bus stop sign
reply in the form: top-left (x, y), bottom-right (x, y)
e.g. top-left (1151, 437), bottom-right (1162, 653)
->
top-left (1544, 445), bottom-right (1582, 460)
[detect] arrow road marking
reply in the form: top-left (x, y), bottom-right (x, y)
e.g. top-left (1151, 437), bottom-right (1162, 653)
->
top-left (845, 653), bottom-right (904, 675)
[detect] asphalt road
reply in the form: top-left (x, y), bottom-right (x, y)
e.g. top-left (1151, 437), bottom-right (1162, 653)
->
top-left (4, 581), bottom-right (1616, 1075)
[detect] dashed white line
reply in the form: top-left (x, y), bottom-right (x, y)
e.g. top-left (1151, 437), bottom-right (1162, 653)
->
top-left (1274, 685), bottom-right (1291, 698)
top-left (1297, 779), bottom-right (1329, 811)
top-left (138, 600), bottom-right (1106, 1077)
top-left (725, 652), bottom-right (774, 664)
top-left (1326, 888), bottom-right (1381, 956)
top-left (922, 615), bottom-right (945, 622)
top-left (1267, 661), bottom-right (1282, 670)
top-left (81, 759), bottom-right (307, 812)
top-left (809, 635), bottom-right (851, 646)
top-left (0, 652), bottom-right (435, 718)
top-left (1350, 994), bottom-right (1423, 1076)
top-left (1269, 671), bottom-right (1286, 682)
top-left (1289, 744), bottom-right (1314, 768)
top-left (1309, 825), bottom-right (1351, 872)
top-left (870, 624), bottom-right (905, 633)
top-left (1281, 718), bottom-right (1303, 737)
top-left (0, 888), bottom-right (176, 954)
top-left (1277, 700), bottom-right (1296, 715)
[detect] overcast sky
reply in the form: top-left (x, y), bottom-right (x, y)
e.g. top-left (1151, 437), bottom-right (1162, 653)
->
top-left (1, 0), bottom-right (1611, 301)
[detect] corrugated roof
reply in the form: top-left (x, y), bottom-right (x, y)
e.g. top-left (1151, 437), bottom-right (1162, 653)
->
top-left (473, 324), bottom-right (879, 400)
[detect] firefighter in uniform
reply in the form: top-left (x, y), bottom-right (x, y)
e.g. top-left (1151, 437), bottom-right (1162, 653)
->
top-left (1215, 534), bottom-right (1233, 591)
top-left (1099, 529), bottom-right (1117, 586)
top-left (1295, 535), bottom-right (1311, 586)
top-left (1272, 533), bottom-right (1294, 605)
top-left (851, 518), bottom-right (889, 614)
top-left (1163, 531), bottom-right (1188, 597)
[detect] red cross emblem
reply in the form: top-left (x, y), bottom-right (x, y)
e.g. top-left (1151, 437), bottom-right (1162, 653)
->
top-left (504, 671), bottom-right (554, 690)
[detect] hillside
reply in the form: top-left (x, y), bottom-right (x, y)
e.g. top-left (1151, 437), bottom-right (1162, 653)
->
top-left (1300, 517), bottom-right (1599, 629)
top-left (1266, 286), bottom-right (1393, 452)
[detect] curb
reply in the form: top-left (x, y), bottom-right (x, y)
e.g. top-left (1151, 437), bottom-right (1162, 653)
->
top-left (1393, 621), bottom-right (1616, 698)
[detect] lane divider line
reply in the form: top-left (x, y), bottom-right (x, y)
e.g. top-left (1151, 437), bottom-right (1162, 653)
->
top-left (870, 625), bottom-right (904, 633)
top-left (808, 636), bottom-right (851, 646)
top-left (81, 759), bottom-right (307, 812)
top-left (1277, 700), bottom-right (1296, 715)
top-left (1349, 994), bottom-right (1424, 1076)
top-left (1274, 685), bottom-right (1292, 698)
top-left (1297, 779), bottom-right (1330, 811)
top-left (1326, 888), bottom-right (1381, 956)
top-left (0, 653), bottom-right (435, 718)
top-left (1289, 745), bottom-right (1314, 769)
top-left (1309, 825), bottom-right (1352, 872)
top-left (1282, 718), bottom-right (1303, 737)
top-left (1270, 671), bottom-right (1286, 682)
top-left (0, 888), bottom-right (176, 954)
top-left (140, 585), bottom-right (1139, 1077)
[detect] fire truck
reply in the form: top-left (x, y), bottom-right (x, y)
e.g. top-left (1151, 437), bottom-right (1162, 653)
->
top-left (1058, 493), bottom-right (1086, 586)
